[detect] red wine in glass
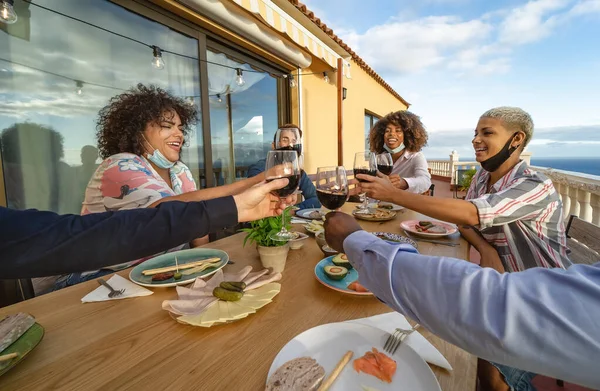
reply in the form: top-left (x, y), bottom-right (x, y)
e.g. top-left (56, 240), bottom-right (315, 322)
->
top-left (267, 174), bottom-right (301, 197)
top-left (353, 168), bottom-right (377, 182)
top-left (377, 165), bottom-right (393, 176)
top-left (317, 189), bottom-right (348, 210)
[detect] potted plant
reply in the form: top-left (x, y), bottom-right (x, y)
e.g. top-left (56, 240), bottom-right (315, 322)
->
top-left (241, 209), bottom-right (292, 273)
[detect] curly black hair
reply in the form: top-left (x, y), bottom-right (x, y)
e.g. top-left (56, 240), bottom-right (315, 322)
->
top-left (96, 84), bottom-right (198, 159)
top-left (369, 111), bottom-right (428, 153)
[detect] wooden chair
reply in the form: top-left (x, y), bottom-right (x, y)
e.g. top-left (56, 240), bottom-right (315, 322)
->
top-left (0, 278), bottom-right (35, 308)
top-left (565, 215), bottom-right (600, 265)
top-left (422, 184), bottom-right (435, 196)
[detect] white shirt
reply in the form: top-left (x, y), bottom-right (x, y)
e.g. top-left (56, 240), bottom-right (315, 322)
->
top-left (391, 150), bottom-right (431, 194)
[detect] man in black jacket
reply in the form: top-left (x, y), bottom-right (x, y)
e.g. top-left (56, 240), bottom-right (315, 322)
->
top-left (1, 178), bottom-right (293, 279)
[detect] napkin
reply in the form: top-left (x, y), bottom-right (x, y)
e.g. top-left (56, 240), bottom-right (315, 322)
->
top-left (347, 312), bottom-right (452, 371)
top-left (81, 275), bottom-right (153, 303)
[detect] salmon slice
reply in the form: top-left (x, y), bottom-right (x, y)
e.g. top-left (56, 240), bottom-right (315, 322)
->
top-left (347, 281), bottom-right (369, 293)
top-left (353, 348), bottom-right (397, 383)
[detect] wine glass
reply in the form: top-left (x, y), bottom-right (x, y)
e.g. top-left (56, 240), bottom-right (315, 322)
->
top-left (316, 166), bottom-right (348, 211)
top-left (353, 151), bottom-right (377, 210)
top-left (376, 153), bottom-right (393, 176)
top-left (265, 150), bottom-right (301, 241)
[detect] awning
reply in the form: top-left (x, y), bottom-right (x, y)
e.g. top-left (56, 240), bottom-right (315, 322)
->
top-left (232, 0), bottom-right (350, 74)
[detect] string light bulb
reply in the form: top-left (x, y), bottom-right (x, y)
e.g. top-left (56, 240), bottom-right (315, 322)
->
top-left (288, 74), bottom-right (297, 88)
top-left (216, 94), bottom-right (222, 103)
top-left (235, 68), bottom-right (245, 86)
top-left (323, 72), bottom-right (330, 83)
top-left (75, 80), bottom-right (84, 96)
top-left (151, 46), bottom-right (165, 70)
top-left (1, 0), bottom-right (17, 24)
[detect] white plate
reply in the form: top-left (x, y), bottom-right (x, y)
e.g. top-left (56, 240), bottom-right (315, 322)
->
top-left (296, 208), bottom-right (325, 220)
top-left (267, 322), bottom-right (441, 391)
top-left (400, 220), bottom-right (458, 238)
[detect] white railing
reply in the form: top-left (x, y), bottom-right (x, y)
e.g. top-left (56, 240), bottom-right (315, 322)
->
top-left (428, 160), bottom-right (452, 177)
top-left (532, 167), bottom-right (600, 225)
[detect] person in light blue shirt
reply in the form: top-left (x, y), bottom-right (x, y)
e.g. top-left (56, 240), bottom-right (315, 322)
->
top-left (324, 212), bottom-right (600, 390)
top-left (247, 124), bottom-right (320, 210)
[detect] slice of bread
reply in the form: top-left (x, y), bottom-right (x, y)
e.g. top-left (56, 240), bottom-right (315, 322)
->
top-left (266, 357), bottom-right (325, 391)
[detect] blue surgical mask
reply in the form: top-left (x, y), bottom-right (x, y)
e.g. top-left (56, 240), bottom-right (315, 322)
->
top-left (142, 134), bottom-right (176, 169)
top-left (384, 143), bottom-right (405, 154)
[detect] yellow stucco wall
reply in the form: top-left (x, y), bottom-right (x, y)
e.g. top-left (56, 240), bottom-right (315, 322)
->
top-left (292, 59), bottom-right (407, 174)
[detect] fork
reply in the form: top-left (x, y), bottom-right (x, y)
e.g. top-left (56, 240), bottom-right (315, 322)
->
top-left (383, 323), bottom-right (421, 355)
top-left (98, 278), bottom-right (125, 298)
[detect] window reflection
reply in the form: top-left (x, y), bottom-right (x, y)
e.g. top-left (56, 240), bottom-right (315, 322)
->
top-left (207, 49), bottom-right (279, 185)
top-left (0, 0), bottom-right (203, 212)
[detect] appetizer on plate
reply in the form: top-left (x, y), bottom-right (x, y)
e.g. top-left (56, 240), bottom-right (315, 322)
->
top-left (347, 281), bottom-right (369, 293)
top-left (414, 221), bottom-right (447, 234)
top-left (332, 253), bottom-right (352, 269)
top-left (266, 357), bottom-right (325, 391)
top-left (354, 348), bottom-right (397, 384)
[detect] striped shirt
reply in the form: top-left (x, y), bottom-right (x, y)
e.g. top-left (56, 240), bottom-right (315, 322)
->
top-left (466, 160), bottom-right (571, 272)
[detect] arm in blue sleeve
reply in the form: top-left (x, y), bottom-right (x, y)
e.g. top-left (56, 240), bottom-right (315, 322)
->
top-left (0, 197), bottom-right (238, 279)
top-left (297, 171), bottom-right (321, 209)
top-left (343, 230), bottom-right (600, 389)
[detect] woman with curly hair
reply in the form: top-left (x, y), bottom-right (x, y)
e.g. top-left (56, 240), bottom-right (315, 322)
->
top-left (55, 84), bottom-right (269, 289)
top-left (369, 110), bottom-right (431, 194)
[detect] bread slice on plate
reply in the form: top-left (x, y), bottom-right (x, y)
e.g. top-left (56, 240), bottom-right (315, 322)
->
top-left (266, 357), bottom-right (325, 391)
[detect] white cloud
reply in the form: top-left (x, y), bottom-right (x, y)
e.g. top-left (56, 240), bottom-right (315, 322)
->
top-left (331, 0), bottom-right (599, 77)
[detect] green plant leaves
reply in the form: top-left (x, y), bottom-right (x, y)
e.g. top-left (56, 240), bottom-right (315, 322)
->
top-left (239, 209), bottom-right (293, 247)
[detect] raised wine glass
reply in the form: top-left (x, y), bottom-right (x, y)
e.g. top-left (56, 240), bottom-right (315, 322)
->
top-left (316, 166), bottom-right (348, 211)
top-left (265, 150), bottom-right (301, 241)
top-left (376, 153), bottom-right (393, 176)
top-left (353, 151), bottom-right (377, 210)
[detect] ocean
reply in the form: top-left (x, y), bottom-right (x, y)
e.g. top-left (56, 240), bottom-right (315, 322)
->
top-left (530, 157), bottom-right (600, 177)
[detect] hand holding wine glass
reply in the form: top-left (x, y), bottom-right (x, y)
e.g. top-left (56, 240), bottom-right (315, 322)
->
top-left (316, 166), bottom-right (348, 211)
top-left (353, 151), bottom-right (377, 210)
top-left (265, 150), bottom-right (301, 241)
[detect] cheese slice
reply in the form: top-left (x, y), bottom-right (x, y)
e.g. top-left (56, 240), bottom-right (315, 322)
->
top-left (218, 300), bottom-right (232, 321)
top-left (198, 301), bottom-right (221, 323)
top-left (228, 301), bottom-right (255, 319)
top-left (245, 283), bottom-right (281, 296)
top-left (242, 291), bottom-right (278, 301)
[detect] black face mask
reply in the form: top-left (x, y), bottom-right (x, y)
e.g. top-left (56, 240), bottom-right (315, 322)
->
top-left (480, 134), bottom-right (519, 172)
top-left (276, 144), bottom-right (302, 157)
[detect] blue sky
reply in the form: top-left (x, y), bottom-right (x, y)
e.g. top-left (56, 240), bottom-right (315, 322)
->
top-left (303, 0), bottom-right (600, 158)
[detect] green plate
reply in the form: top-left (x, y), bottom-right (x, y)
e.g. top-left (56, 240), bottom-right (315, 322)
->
top-left (129, 248), bottom-right (229, 288)
top-left (0, 323), bottom-right (44, 377)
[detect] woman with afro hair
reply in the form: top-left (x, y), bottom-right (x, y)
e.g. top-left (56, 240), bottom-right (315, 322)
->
top-left (55, 84), bottom-right (272, 289)
top-left (368, 110), bottom-right (431, 194)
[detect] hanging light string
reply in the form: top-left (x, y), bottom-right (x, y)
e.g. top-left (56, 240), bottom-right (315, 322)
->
top-left (23, 1), bottom-right (338, 80)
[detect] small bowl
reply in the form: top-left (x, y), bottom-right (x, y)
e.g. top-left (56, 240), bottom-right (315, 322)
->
top-left (288, 232), bottom-right (309, 250)
top-left (315, 231), bottom-right (327, 250)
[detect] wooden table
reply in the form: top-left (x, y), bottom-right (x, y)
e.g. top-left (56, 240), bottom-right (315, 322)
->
top-left (0, 205), bottom-right (476, 390)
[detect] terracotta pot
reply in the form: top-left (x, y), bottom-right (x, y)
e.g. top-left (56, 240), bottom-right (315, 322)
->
top-left (257, 244), bottom-right (290, 273)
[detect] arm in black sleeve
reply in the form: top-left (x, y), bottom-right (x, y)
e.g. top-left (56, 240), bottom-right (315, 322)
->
top-left (0, 197), bottom-right (238, 279)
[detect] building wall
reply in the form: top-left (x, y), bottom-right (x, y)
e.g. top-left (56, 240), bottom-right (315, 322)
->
top-left (292, 59), bottom-right (407, 174)
top-left (341, 62), bottom-right (408, 170)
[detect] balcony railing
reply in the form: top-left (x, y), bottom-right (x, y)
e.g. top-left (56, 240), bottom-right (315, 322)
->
top-left (428, 152), bottom-right (600, 225)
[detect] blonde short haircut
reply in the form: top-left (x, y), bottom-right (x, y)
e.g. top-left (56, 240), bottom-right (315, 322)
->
top-left (480, 106), bottom-right (534, 147)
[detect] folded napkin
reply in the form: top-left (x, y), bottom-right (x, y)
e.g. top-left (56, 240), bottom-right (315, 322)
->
top-left (81, 275), bottom-right (153, 303)
top-left (347, 312), bottom-right (452, 371)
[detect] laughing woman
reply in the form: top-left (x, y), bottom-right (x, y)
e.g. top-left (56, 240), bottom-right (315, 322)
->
top-left (368, 110), bottom-right (431, 194)
top-left (55, 84), bottom-right (269, 289)
top-left (358, 106), bottom-right (572, 391)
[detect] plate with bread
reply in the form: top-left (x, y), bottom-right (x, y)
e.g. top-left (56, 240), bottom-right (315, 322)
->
top-left (400, 220), bottom-right (458, 238)
top-left (266, 322), bottom-right (440, 390)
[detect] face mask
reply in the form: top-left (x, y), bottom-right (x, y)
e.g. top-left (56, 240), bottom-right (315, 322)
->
top-left (142, 134), bottom-right (176, 169)
top-left (480, 134), bottom-right (519, 172)
top-left (384, 143), bottom-right (404, 154)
